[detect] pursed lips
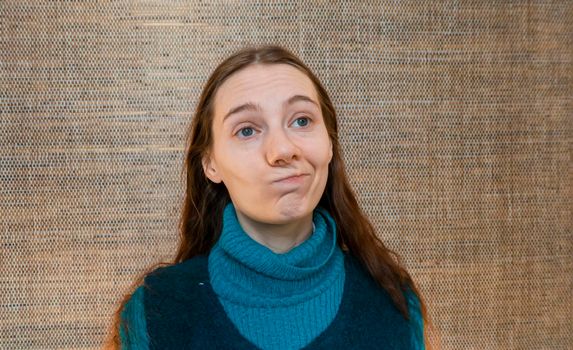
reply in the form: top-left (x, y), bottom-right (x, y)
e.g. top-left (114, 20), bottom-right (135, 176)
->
top-left (273, 173), bottom-right (309, 183)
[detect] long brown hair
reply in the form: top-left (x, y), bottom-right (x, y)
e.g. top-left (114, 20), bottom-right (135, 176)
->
top-left (106, 44), bottom-right (438, 349)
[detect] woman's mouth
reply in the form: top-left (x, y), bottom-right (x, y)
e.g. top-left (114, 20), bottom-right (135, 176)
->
top-left (274, 174), bottom-right (309, 184)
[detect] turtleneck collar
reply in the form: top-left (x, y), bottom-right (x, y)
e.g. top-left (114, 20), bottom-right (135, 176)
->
top-left (208, 201), bottom-right (344, 307)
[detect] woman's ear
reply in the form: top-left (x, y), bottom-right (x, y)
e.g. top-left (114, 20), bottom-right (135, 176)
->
top-left (202, 153), bottom-right (223, 184)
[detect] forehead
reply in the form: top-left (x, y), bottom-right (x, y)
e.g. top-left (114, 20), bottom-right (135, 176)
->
top-left (213, 64), bottom-right (318, 117)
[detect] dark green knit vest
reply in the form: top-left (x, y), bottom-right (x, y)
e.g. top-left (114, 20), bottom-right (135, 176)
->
top-left (140, 251), bottom-right (422, 349)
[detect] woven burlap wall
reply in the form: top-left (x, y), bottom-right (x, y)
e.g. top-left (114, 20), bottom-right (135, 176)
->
top-left (1, 1), bottom-right (571, 349)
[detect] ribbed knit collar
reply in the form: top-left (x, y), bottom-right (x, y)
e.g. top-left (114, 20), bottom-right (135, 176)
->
top-left (208, 202), bottom-right (344, 308)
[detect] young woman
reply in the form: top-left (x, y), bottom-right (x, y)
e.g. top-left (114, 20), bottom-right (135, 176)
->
top-left (107, 45), bottom-right (435, 349)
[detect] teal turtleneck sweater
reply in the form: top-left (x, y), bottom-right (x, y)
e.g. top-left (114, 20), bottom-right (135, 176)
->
top-left (207, 202), bottom-right (346, 350)
top-left (119, 203), bottom-right (426, 349)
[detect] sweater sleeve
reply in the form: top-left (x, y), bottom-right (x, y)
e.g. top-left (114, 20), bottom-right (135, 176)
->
top-left (406, 290), bottom-right (425, 350)
top-left (119, 285), bottom-right (150, 350)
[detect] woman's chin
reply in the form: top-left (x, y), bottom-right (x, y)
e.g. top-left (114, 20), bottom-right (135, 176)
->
top-left (272, 202), bottom-right (313, 223)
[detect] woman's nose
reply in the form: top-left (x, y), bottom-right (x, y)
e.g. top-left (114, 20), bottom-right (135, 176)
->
top-left (265, 128), bottom-right (301, 166)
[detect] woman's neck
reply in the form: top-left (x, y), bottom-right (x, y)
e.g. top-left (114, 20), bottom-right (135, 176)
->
top-left (235, 210), bottom-right (314, 254)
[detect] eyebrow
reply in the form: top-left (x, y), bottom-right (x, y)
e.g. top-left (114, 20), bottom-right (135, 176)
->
top-left (222, 94), bottom-right (319, 123)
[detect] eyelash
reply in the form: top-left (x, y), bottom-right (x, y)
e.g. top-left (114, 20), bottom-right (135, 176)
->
top-left (235, 116), bottom-right (312, 139)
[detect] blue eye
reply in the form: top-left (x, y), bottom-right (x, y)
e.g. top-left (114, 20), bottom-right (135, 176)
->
top-left (238, 127), bottom-right (254, 137)
top-left (293, 117), bottom-right (310, 127)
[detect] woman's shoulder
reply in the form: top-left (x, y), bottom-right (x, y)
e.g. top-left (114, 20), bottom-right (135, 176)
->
top-left (120, 253), bottom-right (210, 318)
top-left (119, 254), bottom-right (212, 348)
top-left (142, 254), bottom-right (210, 298)
top-left (342, 251), bottom-right (425, 348)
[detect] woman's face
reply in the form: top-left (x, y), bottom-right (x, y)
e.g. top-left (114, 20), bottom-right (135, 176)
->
top-left (203, 63), bottom-right (332, 226)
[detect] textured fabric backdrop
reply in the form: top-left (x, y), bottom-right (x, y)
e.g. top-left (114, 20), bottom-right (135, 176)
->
top-left (1, 1), bottom-right (571, 349)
